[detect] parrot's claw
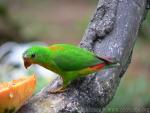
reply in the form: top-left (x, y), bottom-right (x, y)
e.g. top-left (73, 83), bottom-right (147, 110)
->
top-left (49, 86), bottom-right (67, 94)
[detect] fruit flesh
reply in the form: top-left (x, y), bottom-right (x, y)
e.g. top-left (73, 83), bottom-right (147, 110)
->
top-left (0, 75), bottom-right (36, 113)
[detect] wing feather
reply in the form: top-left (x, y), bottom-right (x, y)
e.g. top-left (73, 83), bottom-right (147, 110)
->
top-left (49, 44), bottom-right (103, 71)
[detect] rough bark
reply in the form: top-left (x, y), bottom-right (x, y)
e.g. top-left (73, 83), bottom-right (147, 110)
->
top-left (17, 0), bottom-right (147, 113)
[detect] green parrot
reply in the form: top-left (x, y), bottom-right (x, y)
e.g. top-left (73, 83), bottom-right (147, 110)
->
top-left (23, 44), bottom-right (118, 93)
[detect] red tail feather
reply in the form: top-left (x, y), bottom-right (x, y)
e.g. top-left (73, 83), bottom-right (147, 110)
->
top-left (89, 63), bottom-right (105, 71)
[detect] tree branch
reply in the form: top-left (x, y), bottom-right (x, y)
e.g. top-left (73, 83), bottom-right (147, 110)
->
top-left (17, 0), bottom-right (147, 113)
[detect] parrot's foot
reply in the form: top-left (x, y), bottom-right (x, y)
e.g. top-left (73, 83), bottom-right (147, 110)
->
top-left (49, 86), bottom-right (67, 94)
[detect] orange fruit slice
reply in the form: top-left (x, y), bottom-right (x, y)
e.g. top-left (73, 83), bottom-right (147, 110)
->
top-left (0, 75), bottom-right (36, 113)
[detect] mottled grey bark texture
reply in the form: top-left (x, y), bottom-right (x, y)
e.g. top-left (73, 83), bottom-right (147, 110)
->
top-left (17, 0), bottom-right (147, 113)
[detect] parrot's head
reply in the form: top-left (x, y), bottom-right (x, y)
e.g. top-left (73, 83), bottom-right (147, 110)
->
top-left (23, 46), bottom-right (50, 69)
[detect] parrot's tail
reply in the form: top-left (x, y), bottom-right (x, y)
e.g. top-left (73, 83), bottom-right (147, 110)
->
top-left (96, 55), bottom-right (119, 64)
top-left (89, 61), bottom-right (120, 71)
top-left (89, 63), bottom-right (106, 71)
top-left (96, 55), bottom-right (120, 69)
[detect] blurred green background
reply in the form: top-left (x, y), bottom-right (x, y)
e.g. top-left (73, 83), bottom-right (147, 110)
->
top-left (0, 0), bottom-right (149, 113)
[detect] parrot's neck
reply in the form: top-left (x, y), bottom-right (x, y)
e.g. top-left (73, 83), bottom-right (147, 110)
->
top-left (35, 48), bottom-right (62, 74)
top-left (39, 62), bottom-right (62, 75)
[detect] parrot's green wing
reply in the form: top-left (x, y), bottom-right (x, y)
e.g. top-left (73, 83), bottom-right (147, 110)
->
top-left (49, 44), bottom-right (104, 71)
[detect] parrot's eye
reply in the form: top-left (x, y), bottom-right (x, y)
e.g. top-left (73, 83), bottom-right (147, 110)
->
top-left (31, 54), bottom-right (35, 58)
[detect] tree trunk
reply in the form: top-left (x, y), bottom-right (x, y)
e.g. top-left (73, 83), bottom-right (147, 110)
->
top-left (17, 0), bottom-right (147, 113)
